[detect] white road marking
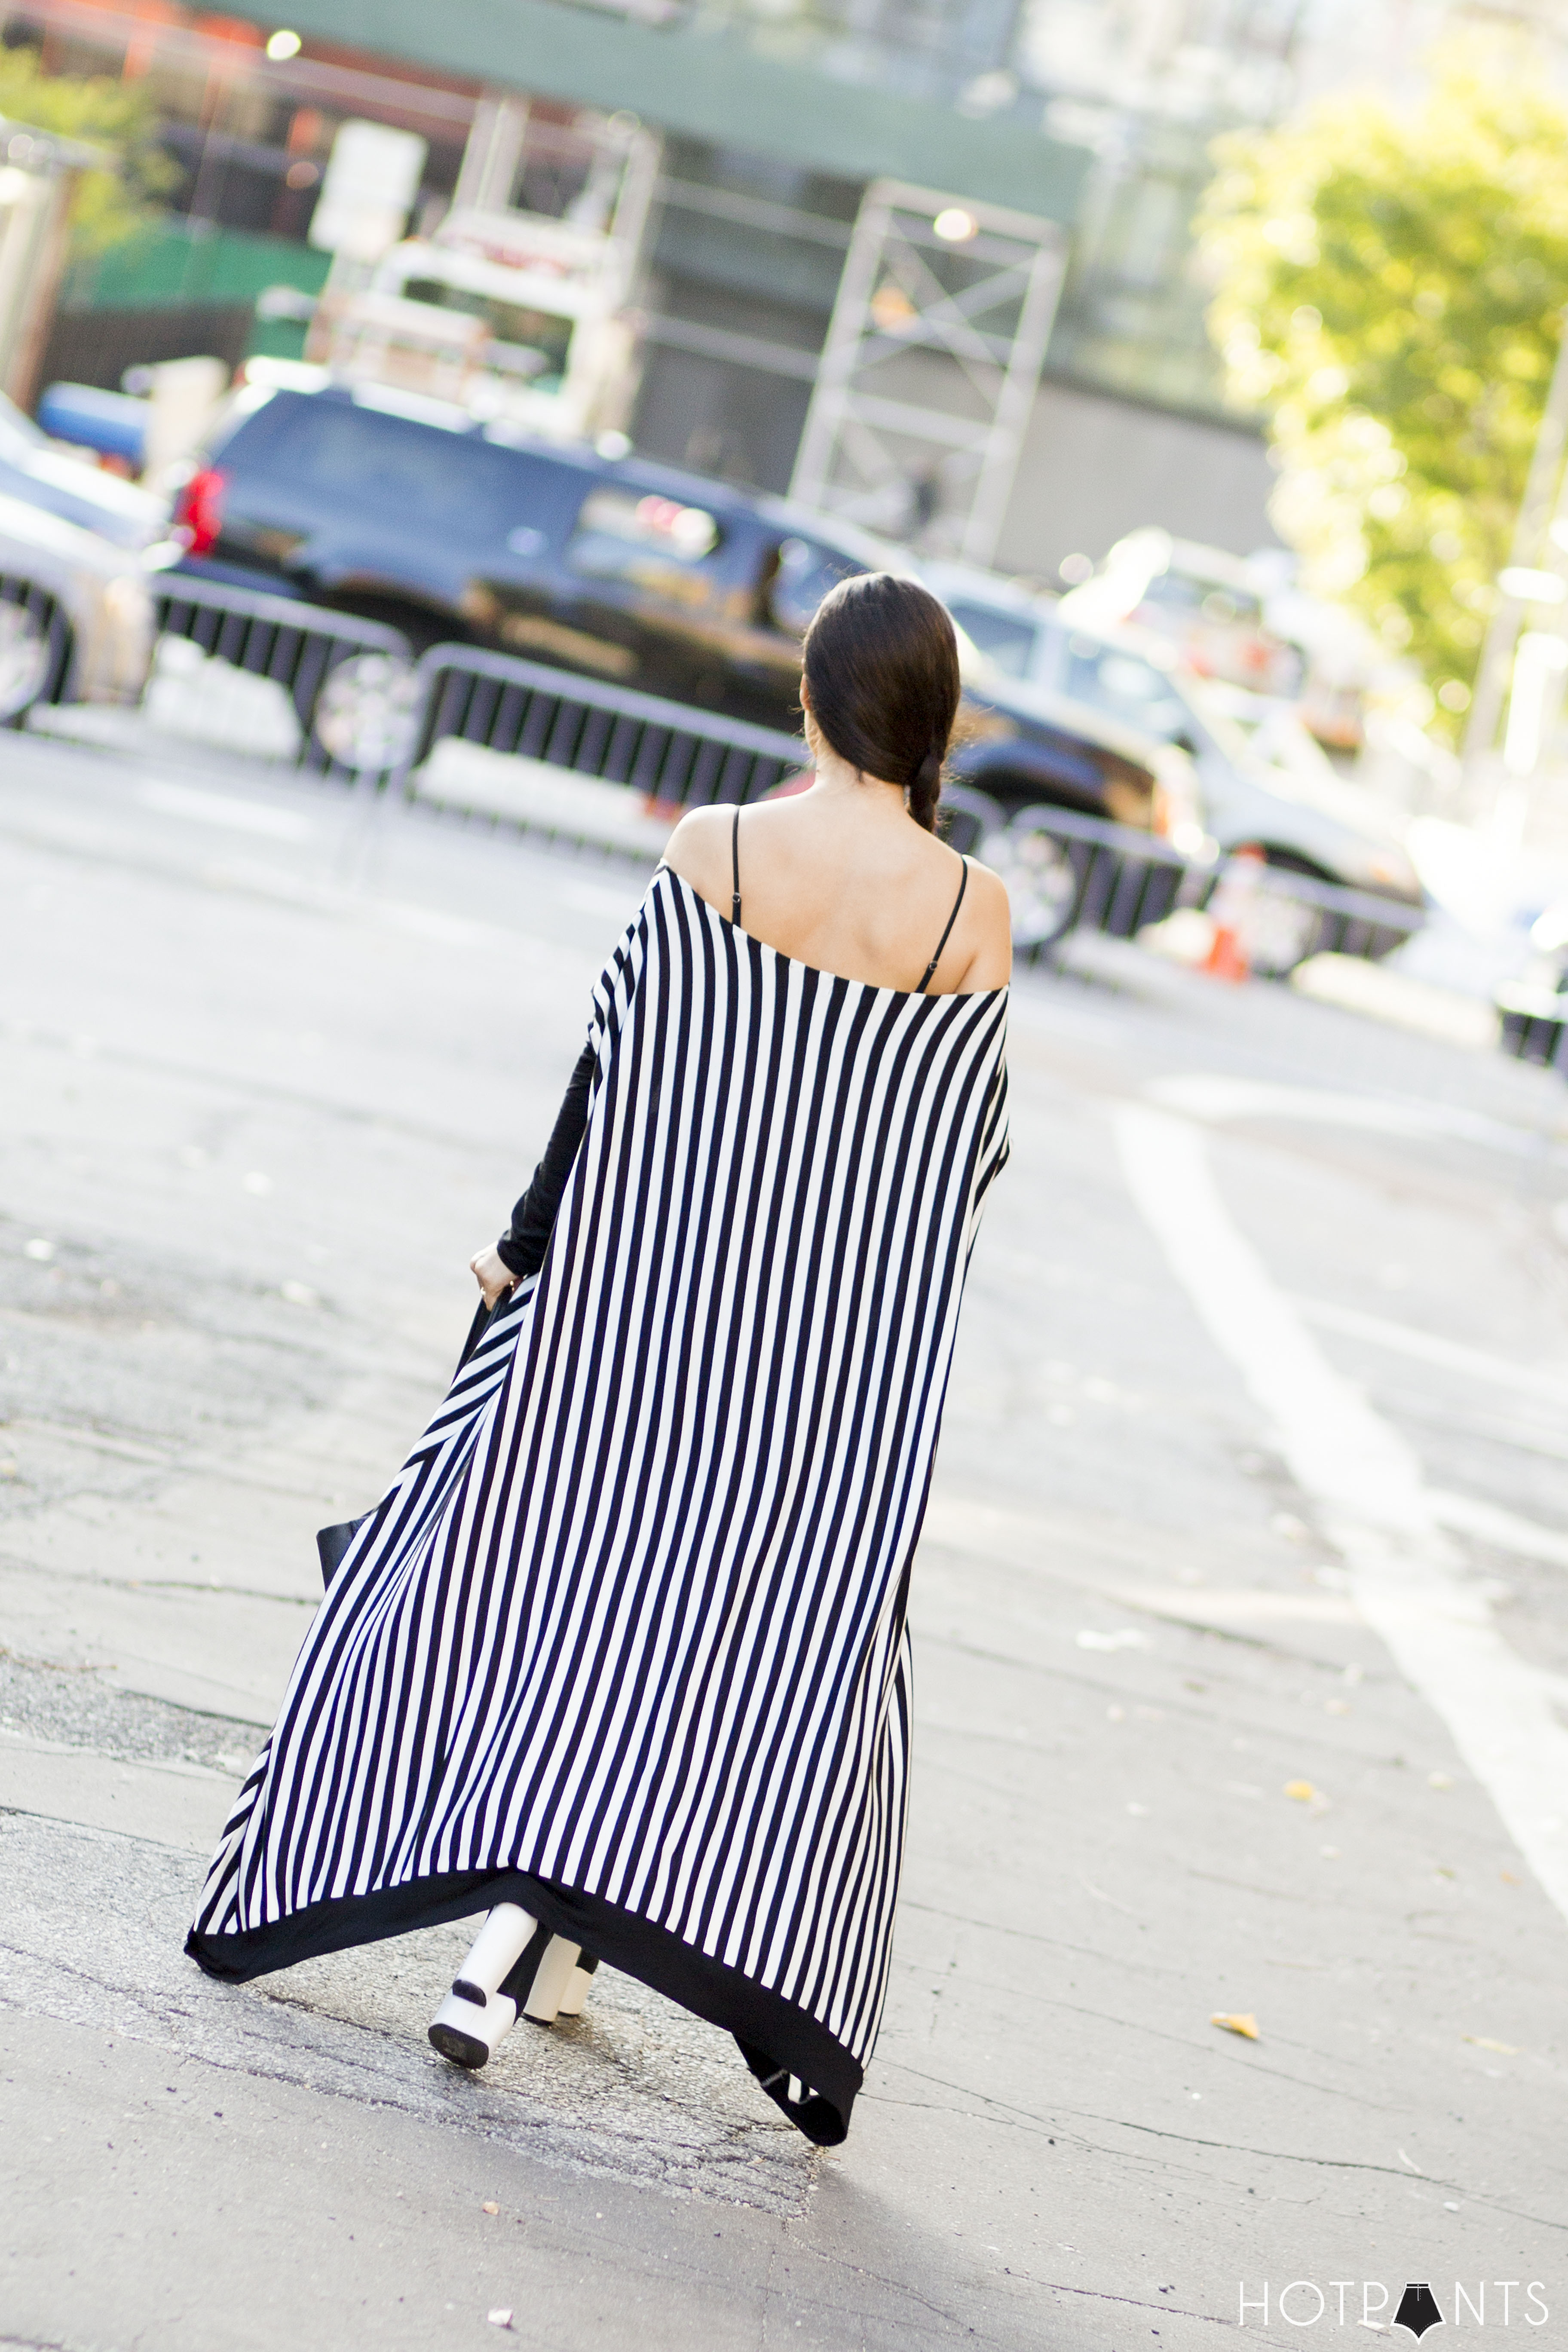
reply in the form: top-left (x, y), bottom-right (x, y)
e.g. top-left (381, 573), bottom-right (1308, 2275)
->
top-left (920, 1493), bottom-right (1360, 1623)
top-left (1427, 1489), bottom-right (1568, 1574)
top-left (1297, 1296), bottom-right (1568, 1408)
top-left (137, 780), bottom-right (315, 841)
top-left (1145, 1072), bottom-right (1547, 1158)
top-left (1115, 1101), bottom-right (1568, 1926)
top-left (1108, 1585), bottom-right (1360, 1627)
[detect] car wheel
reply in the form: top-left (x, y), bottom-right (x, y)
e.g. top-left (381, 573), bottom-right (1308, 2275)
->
top-left (993, 808), bottom-right (1083, 951)
top-left (938, 783), bottom-right (1007, 860)
top-left (0, 599), bottom-right (54, 722)
top-left (299, 648), bottom-right (425, 771)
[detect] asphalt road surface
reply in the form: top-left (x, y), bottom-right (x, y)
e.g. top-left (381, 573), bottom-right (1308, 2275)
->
top-left (2, 727), bottom-right (1566, 2352)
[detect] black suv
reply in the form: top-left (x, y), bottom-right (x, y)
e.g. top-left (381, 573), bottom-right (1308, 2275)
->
top-left (175, 380), bottom-right (1189, 833)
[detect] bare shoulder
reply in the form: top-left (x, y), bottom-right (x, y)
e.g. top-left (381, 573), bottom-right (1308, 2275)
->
top-left (663, 803), bottom-right (735, 899)
top-left (953, 854), bottom-right (1013, 990)
top-left (962, 856), bottom-right (1011, 923)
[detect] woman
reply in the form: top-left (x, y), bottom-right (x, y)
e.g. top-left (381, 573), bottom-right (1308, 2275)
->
top-left (186, 573), bottom-right (1012, 2147)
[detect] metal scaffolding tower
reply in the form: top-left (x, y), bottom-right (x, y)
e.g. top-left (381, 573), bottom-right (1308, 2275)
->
top-left (789, 178), bottom-right (1066, 566)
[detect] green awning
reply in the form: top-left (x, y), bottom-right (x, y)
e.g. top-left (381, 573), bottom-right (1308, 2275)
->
top-left (63, 222), bottom-right (331, 311)
top-left (225, 1), bottom-right (1091, 221)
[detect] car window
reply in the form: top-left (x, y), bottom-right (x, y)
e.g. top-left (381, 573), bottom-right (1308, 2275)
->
top-left (946, 601), bottom-right (1038, 678)
top-left (1133, 572), bottom-right (1204, 615)
top-left (1139, 571), bottom-right (1262, 626)
top-left (566, 486), bottom-right (725, 600)
top-left (769, 536), bottom-right (864, 636)
top-left (1178, 674), bottom-right (1277, 777)
top-left (217, 391), bottom-right (582, 542)
top-left (1062, 635), bottom-right (1189, 739)
top-left (1024, 724), bottom-right (1157, 824)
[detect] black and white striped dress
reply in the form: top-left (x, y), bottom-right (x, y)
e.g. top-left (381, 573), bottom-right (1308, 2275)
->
top-left (187, 867), bottom-right (1009, 2141)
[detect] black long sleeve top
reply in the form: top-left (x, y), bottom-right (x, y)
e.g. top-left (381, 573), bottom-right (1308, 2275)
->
top-left (493, 1044), bottom-right (596, 1280)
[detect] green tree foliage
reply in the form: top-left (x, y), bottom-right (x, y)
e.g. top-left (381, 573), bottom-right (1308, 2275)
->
top-left (1196, 35), bottom-right (1568, 735)
top-left (0, 45), bottom-right (176, 257)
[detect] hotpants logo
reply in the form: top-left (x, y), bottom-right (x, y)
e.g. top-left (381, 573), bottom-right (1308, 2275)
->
top-left (1396, 2287), bottom-right (1445, 2339)
top-left (1238, 2282), bottom-right (1550, 2329)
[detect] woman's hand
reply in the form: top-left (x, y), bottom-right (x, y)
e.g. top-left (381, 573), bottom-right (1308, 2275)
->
top-left (469, 1245), bottom-right (518, 1308)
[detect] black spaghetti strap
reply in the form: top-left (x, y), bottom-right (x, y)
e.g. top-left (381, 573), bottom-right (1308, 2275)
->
top-left (731, 805), bottom-right (742, 925)
top-left (916, 856), bottom-right (968, 994)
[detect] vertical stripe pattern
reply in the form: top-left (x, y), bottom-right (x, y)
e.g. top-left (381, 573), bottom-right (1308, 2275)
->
top-left (191, 869), bottom-right (1008, 2091)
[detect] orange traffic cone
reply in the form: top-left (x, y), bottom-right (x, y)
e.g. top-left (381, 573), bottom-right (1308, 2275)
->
top-left (1203, 920), bottom-right (1250, 983)
top-left (1202, 847), bottom-right (1264, 983)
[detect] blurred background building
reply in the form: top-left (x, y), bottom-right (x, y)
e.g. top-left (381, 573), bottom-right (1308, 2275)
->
top-left (0, 0), bottom-right (1525, 575)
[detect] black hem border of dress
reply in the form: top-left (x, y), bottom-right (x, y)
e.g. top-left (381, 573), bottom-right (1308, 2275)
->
top-left (184, 1869), bottom-right (858, 2146)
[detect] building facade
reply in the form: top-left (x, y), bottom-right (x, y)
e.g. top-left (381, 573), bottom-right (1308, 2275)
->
top-left (10, 0), bottom-right (1326, 574)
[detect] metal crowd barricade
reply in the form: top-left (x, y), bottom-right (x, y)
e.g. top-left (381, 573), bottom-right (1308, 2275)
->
top-left (1004, 801), bottom-right (1189, 962)
top-left (396, 653), bottom-right (1225, 956)
top-left (1495, 982), bottom-right (1568, 1071)
top-left (402, 641), bottom-right (808, 816)
top-left (150, 572), bottom-right (413, 776)
top-left (1222, 860), bottom-right (1425, 965)
top-left (58, 573), bottom-right (1432, 980)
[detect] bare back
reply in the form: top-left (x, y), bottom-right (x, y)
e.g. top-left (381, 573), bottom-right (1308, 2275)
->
top-left (664, 784), bottom-right (1012, 996)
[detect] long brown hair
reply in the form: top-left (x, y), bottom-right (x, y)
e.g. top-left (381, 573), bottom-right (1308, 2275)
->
top-left (801, 573), bottom-right (961, 832)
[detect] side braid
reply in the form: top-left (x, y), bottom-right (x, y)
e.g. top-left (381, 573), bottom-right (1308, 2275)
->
top-left (908, 743), bottom-right (944, 833)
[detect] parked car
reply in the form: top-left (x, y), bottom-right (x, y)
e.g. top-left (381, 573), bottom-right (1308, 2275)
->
top-left (0, 492), bottom-right (156, 722)
top-left (921, 557), bottom-right (1422, 906)
top-left (167, 374), bottom-right (1197, 839)
top-left (0, 392), bottom-right (171, 554)
top-left (1060, 528), bottom-right (1377, 751)
top-left (1062, 527), bottom-right (1304, 698)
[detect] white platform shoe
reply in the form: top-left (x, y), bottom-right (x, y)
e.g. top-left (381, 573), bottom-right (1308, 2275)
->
top-left (557, 1950), bottom-right (599, 2016)
top-left (429, 1902), bottom-right (539, 2068)
top-left (428, 1903), bottom-right (596, 2068)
